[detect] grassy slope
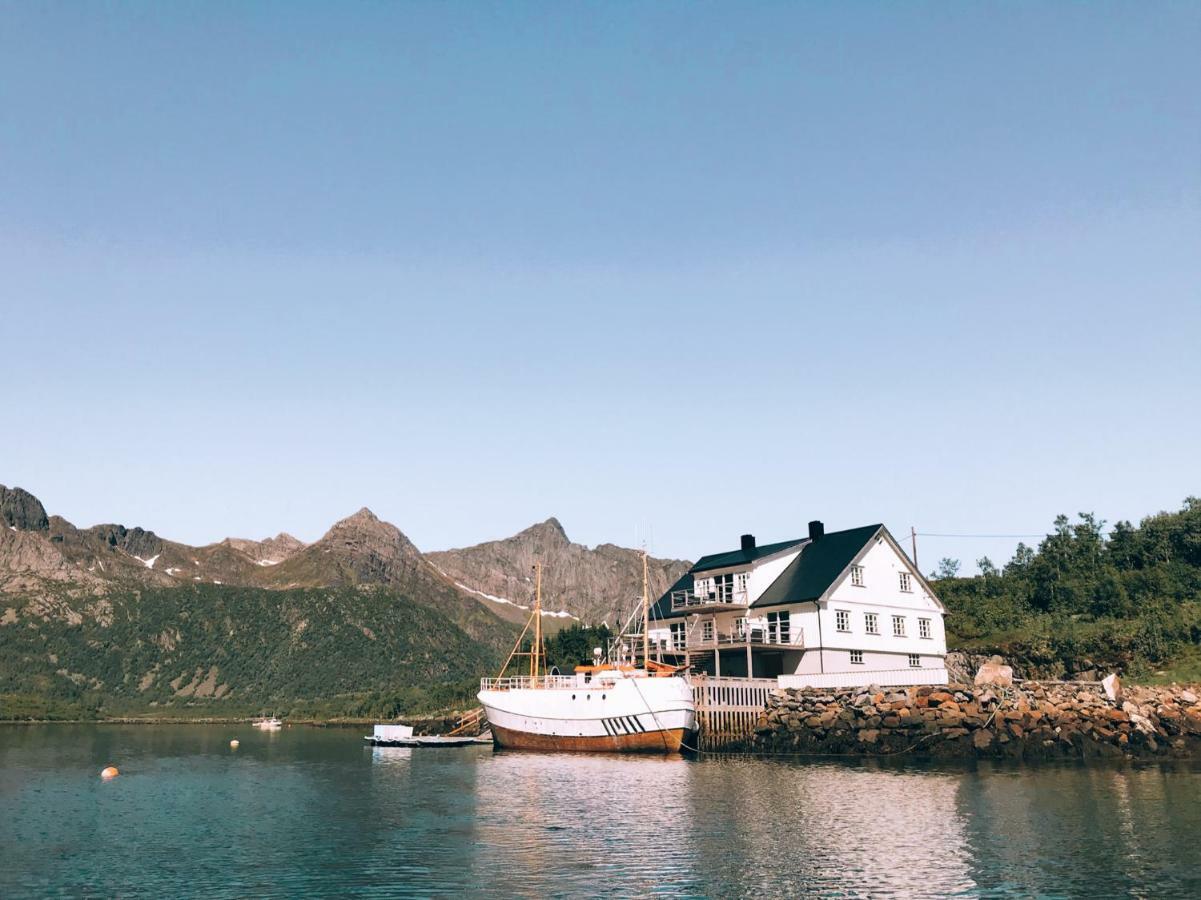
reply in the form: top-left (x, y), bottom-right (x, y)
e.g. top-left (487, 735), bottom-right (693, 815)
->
top-left (0, 582), bottom-right (516, 720)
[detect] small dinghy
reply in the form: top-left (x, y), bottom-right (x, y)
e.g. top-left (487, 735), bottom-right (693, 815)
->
top-left (364, 723), bottom-right (491, 748)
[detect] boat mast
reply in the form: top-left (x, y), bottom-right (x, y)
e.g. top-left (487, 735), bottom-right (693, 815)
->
top-left (641, 551), bottom-right (650, 668)
top-left (531, 562), bottom-right (543, 680)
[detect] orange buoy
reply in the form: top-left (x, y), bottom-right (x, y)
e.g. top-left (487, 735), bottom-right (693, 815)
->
top-left (100, 766), bottom-right (120, 779)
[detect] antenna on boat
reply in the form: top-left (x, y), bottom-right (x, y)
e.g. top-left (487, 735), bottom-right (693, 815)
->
top-left (641, 550), bottom-right (650, 669)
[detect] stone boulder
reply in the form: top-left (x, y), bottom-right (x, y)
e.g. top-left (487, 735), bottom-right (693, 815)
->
top-left (1102, 673), bottom-right (1123, 704)
top-left (974, 655), bottom-right (1014, 688)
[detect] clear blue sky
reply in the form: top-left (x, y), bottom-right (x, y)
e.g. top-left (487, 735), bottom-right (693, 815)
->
top-left (2, 2), bottom-right (1198, 572)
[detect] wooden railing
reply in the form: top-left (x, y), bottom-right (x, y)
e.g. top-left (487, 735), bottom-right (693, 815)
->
top-left (671, 588), bottom-right (748, 610)
top-left (448, 707), bottom-right (487, 736)
top-left (692, 674), bottom-right (776, 751)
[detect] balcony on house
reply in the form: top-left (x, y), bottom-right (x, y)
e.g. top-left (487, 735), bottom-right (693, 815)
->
top-left (670, 617), bottom-right (804, 651)
top-left (671, 584), bottom-right (748, 611)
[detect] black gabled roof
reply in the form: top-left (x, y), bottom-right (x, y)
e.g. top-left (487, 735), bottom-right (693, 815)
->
top-left (648, 524), bottom-right (887, 623)
top-left (752, 524), bottom-right (883, 608)
top-left (690, 538), bottom-right (805, 574)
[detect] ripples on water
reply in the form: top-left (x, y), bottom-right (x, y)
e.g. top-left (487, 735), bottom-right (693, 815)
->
top-left (1, 725), bottom-right (1199, 898)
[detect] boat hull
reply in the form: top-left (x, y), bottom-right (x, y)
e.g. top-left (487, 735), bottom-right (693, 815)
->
top-left (478, 673), bottom-right (696, 755)
top-left (489, 722), bottom-right (689, 753)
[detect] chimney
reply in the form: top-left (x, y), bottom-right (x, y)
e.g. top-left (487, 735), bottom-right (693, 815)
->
top-left (808, 520), bottom-right (824, 541)
top-left (740, 534), bottom-right (756, 553)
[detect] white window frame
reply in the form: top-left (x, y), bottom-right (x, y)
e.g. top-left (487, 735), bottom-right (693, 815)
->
top-left (767, 611), bottom-right (790, 645)
top-left (735, 571), bottom-right (749, 597)
top-left (670, 622), bottom-right (686, 650)
top-left (850, 649), bottom-right (864, 665)
top-left (899, 572), bottom-right (912, 592)
top-left (908, 653), bottom-right (921, 668)
top-left (701, 619), bottom-right (714, 643)
top-left (918, 617), bottom-right (932, 640)
top-left (864, 612), bottom-right (879, 635)
top-left (850, 565), bottom-right (864, 587)
top-left (714, 572), bottom-right (734, 602)
top-left (892, 615), bottom-right (906, 637)
top-left (835, 609), bottom-right (851, 632)
top-left (733, 616), bottom-right (749, 640)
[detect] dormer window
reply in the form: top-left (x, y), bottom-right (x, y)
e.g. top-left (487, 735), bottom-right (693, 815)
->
top-left (850, 565), bottom-right (864, 587)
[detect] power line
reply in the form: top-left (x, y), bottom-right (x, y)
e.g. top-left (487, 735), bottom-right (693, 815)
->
top-left (916, 531), bottom-right (1112, 539)
top-left (916, 532), bottom-right (1048, 539)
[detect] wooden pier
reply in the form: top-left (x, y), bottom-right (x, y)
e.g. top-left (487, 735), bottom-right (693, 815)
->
top-left (692, 674), bottom-right (776, 751)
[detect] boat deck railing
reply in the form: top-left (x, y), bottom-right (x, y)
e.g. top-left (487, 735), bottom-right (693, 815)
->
top-left (480, 675), bottom-right (581, 691)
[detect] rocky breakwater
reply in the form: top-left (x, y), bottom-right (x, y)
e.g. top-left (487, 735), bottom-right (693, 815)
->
top-left (753, 682), bottom-right (1201, 760)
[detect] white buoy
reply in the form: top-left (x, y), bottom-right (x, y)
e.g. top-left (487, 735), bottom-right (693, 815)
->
top-left (230, 739), bottom-right (240, 749)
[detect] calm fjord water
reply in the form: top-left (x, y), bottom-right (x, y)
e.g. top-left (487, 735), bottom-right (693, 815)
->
top-left (2, 725), bottom-right (1199, 898)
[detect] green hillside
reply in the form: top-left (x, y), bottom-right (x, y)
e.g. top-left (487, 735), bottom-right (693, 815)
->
top-left (936, 498), bottom-right (1201, 681)
top-left (0, 582), bottom-right (515, 720)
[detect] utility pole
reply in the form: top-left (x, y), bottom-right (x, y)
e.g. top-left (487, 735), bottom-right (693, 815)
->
top-left (911, 526), bottom-right (919, 571)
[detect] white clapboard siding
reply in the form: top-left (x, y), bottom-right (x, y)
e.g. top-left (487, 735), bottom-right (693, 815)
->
top-left (778, 668), bottom-right (949, 690)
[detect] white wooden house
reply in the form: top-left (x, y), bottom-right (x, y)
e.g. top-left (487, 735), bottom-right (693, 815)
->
top-left (646, 521), bottom-right (948, 689)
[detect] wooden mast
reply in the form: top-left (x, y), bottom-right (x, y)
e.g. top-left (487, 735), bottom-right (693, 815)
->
top-left (531, 562), bottom-right (543, 680)
top-left (641, 551), bottom-right (650, 668)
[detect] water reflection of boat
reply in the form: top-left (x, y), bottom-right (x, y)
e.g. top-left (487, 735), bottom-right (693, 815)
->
top-left (370, 746), bottom-right (413, 765)
top-left (478, 557), bottom-right (696, 754)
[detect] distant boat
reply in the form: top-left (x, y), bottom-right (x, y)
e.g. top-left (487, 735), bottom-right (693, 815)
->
top-left (477, 556), bottom-right (696, 754)
top-left (253, 717), bottom-right (283, 730)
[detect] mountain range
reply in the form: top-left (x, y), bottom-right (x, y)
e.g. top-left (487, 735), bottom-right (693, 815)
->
top-left (0, 484), bottom-right (690, 717)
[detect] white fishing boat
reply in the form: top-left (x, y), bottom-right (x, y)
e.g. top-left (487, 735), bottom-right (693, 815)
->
top-left (253, 716), bottom-right (283, 730)
top-left (478, 557), bottom-right (696, 753)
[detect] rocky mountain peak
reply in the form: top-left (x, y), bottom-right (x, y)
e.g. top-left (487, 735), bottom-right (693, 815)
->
top-left (221, 531), bottom-right (307, 564)
top-left (268, 532), bottom-right (305, 552)
top-left (324, 507), bottom-right (392, 538)
top-left (427, 518), bottom-right (692, 624)
top-left (519, 517), bottom-right (570, 545)
top-left (0, 485), bottom-right (50, 532)
top-left (87, 524), bottom-right (163, 559)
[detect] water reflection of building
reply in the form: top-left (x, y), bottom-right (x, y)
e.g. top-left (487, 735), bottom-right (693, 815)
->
top-left (470, 752), bottom-right (699, 895)
top-left (684, 757), bottom-right (977, 895)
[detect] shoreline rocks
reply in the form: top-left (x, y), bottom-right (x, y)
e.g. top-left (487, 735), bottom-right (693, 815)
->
top-left (752, 681), bottom-right (1201, 760)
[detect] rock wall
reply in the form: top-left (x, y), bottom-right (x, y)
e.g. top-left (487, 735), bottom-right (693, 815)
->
top-left (753, 682), bottom-right (1201, 760)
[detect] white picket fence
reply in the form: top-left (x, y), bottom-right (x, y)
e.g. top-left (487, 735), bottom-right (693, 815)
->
top-left (777, 667), bottom-right (949, 691)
